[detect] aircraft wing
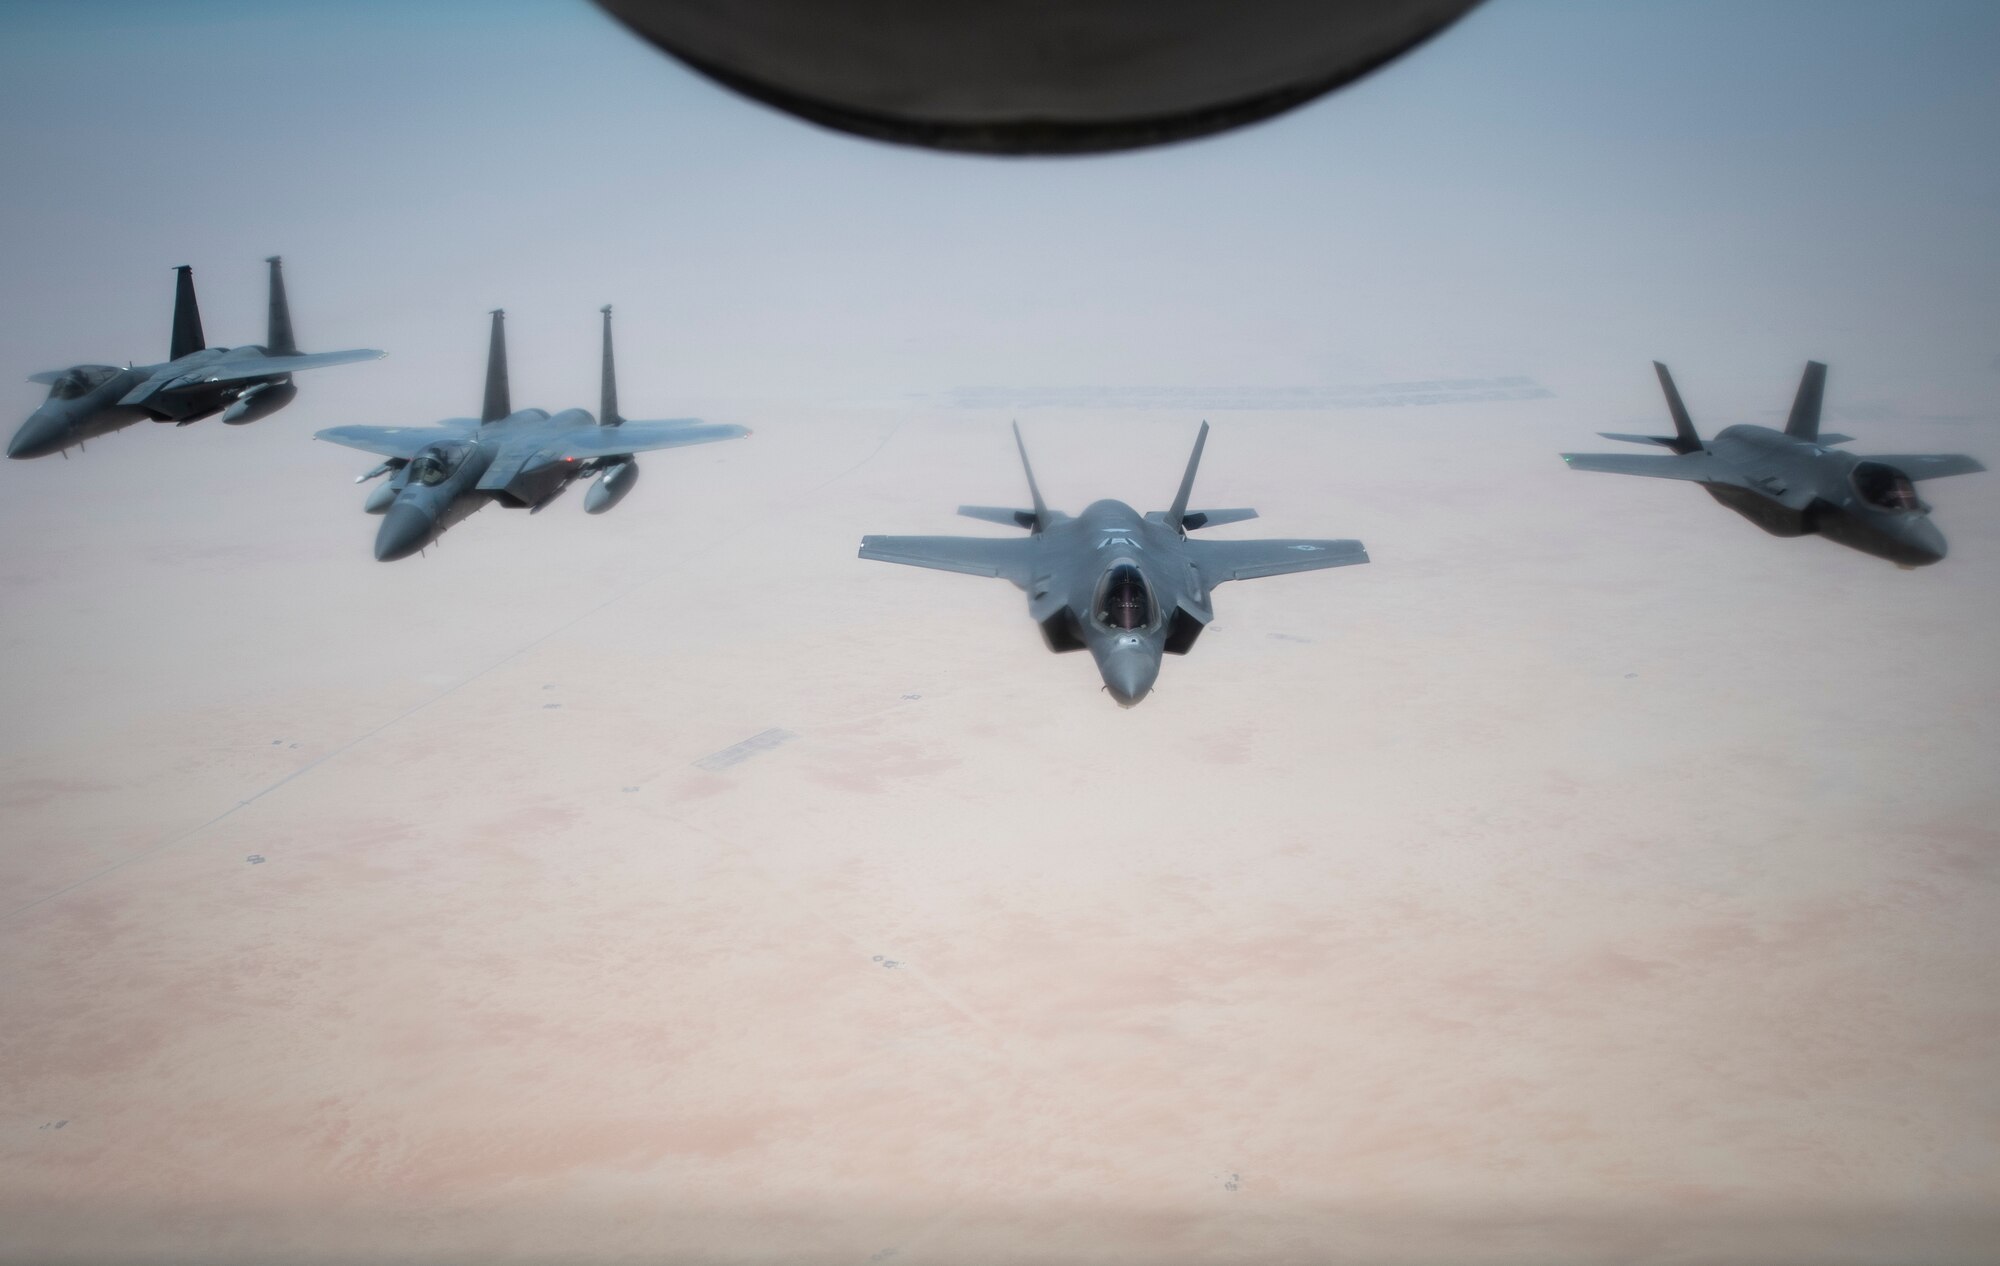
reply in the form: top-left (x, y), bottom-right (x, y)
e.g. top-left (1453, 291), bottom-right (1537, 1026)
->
top-left (858, 535), bottom-right (1038, 584)
top-left (315, 424), bottom-right (473, 459)
top-left (116, 368), bottom-right (183, 405)
top-left (195, 349), bottom-right (385, 383)
top-left (1187, 538), bottom-right (1369, 584)
top-left (1560, 451), bottom-right (1734, 481)
top-left (554, 420), bottom-right (751, 458)
top-left (1859, 454), bottom-right (1987, 480)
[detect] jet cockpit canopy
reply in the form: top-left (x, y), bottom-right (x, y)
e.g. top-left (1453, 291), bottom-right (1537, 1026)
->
top-left (410, 441), bottom-right (472, 486)
top-left (46, 365), bottom-right (119, 400)
top-left (1093, 563), bottom-right (1154, 631)
top-left (1852, 461), bottom-right (1924, 513)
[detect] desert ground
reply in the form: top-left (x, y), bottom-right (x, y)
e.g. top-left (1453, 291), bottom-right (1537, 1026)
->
top-left (2, 385), bottom-right (1996, 1263)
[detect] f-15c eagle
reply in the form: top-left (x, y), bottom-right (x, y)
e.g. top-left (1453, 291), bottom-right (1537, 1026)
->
top-left (317, 307), bottom-right (749, 561)
top-left (10, 258), bottom-right (382, 459)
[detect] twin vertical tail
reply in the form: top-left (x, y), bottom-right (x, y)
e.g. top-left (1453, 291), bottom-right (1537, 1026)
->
top-left (481, 309), bottom-right (510, 423)
top-left (1652, 361), bottom-right (1703, 453)
top-left (599, 305), bottom-right (622, 426)
top-left (1784, 361), bottom-right (1827, 441)
top-left (1013, 420), bottom-right (1049, 532)
top-left (1165, 420), bottom-right (1210, 533)
top-left (170, 265), bottom-right (205, 360)
top-left (265, 256), bottom-right (298, 356)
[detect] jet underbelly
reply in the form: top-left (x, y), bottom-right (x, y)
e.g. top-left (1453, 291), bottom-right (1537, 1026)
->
top-left (1703, 482), bottom-right (1814, 536)
top-left (487, 449), bottom-right (582, 508)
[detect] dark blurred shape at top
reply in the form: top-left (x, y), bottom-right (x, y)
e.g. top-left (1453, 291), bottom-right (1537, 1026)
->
top-left (594, 0), bottom-right (1484, 155)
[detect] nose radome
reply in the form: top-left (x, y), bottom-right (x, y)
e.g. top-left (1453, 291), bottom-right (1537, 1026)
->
top-left (7, 412), bottom-right (64, 459)
top-left (1101, 645), bottom-right (1160, 708)
top-left (1905, 517), bottom-right (1947, 566)
top-left (373, 502), bottom-right (433, 561)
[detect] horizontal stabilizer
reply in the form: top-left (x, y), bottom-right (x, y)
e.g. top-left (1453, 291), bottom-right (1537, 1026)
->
top-left (1816, 433), bottom-right (1855, 445)
top-left (1597, 432), bottom-right (1685, 448)
top-left (1188, 537), bottom-right (1368, 585)
top-left (1860, 453), bottom-right (1987, 480)
top-left (858, 534), bottom-right (1036, 584)
top-left (197, 348), bottom-right (385, 384)
top-left (1560, 451), bottom-right (1725, 482)
top-left (958, 505), bottom-right (1039, 528)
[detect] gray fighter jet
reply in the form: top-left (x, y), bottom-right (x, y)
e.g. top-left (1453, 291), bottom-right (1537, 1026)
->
top-left (9, 258), bottom-right (382, 459)
top-left (859, 422), bottom-right (1368, 706)
top-left (317, 307), bottom-right (749, 561)
top-left (1562, 362), bottom-right (1985, 567)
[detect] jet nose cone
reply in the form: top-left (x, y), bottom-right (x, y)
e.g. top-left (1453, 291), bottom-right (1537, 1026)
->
top-left (7, 412), bottom-right (63, 459)
top-left (1099, 641), bottom-right (1161, 708)
top-left (1902, 517), bottom-right (1947, 566)
top-left (373, 502), bottom-right (434, 561)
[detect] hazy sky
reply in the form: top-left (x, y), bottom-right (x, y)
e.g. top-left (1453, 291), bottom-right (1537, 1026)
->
top-left (2, 0), bottom-right (1997, 421)
top-left (5, 8), bottom-right (2000, 1263)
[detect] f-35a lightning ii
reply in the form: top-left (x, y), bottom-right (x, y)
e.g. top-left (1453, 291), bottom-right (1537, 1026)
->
top-left (859, 422), bottom-right (1368, 706)
top-left (9, 258), bottom-right (383, 459)
top-left (317, 306), bottom-right (749, 561)
top-left (1562, 361), bottom-right (1985, 567)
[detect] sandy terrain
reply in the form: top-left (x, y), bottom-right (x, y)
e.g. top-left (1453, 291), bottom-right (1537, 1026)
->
top-left (2, 397), bottom-right (1998, 1264)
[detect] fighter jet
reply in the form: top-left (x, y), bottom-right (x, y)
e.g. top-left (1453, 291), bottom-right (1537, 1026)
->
top-left (316, 306), bottom-right (749, 561)
top-left (859, 422), bottom-right (1368, 706)
top-left (1561, 361), bottom-right (1985, 567)
top-left (9, 258), bottom-right (383, 459)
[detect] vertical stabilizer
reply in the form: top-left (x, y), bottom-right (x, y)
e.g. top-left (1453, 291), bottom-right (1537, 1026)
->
top-left (265, 256), bottom-right (297, 355)
top-left (1166, 420), bottom-right (1210, 532)
top-left (599, 305), bottom-right (621, 425)
top-left (1784, 360), bottom-right (1827, 441)
top-left (170, 265), bottom-right (205, 360)
top-left (481, 309), bottom-right (510, 423)
top-left (1652, 361), bottom-right (1701, 452)
top-left (1012, 421), bottom-right (1049, 532)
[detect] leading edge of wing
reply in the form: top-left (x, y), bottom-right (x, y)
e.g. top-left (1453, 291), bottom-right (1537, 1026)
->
top-left (1859, 453), bottom-right (1987, 480)
top-left (1189, 538), bottom-right (1369, 583)
top-left (1559, 451), bottom-right (1727, 481)
top-left (314, 423), bottom-right (473, 459)
top-left (858, 534), bottom-right (1035, 582)
top-left (197, 348), bottom-right (386, 383)
top-left (558, 420), bottom-right (751, 457)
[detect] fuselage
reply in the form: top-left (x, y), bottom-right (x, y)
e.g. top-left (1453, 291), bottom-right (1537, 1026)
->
top-left (369, 408), bottom-right (600, 561)
top-left (9, 347), bottom-right (301, 459)
top-left (1014, 499), bottom-right (1211, 707)
top-left (1703, 424), bottom-right (1946, 566)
